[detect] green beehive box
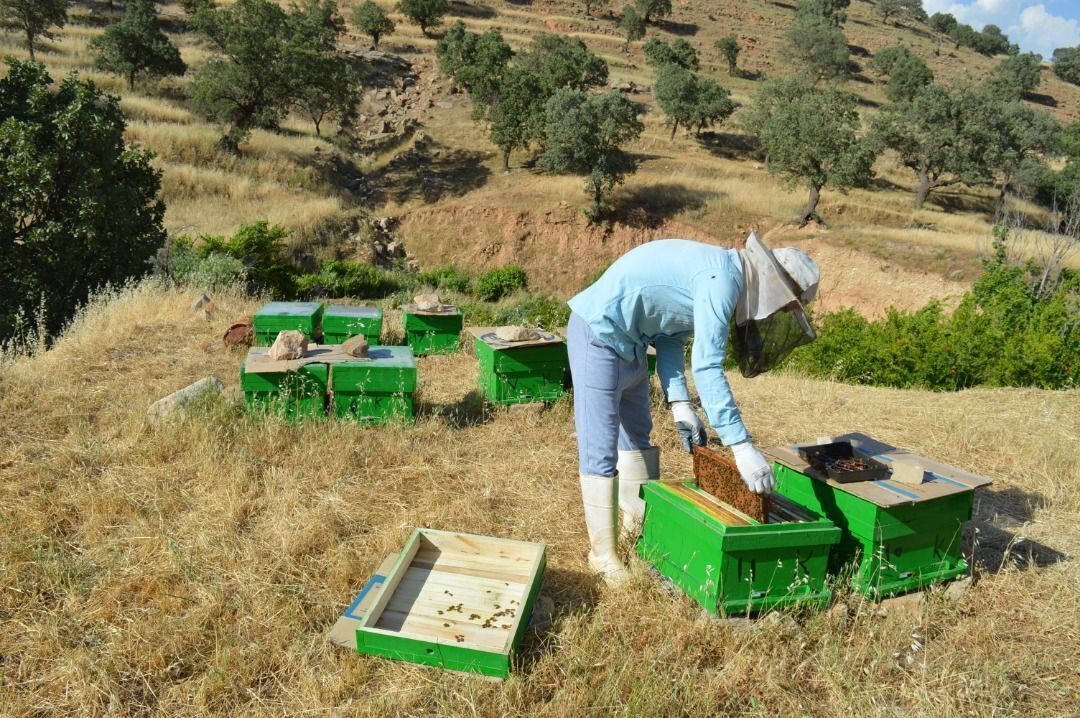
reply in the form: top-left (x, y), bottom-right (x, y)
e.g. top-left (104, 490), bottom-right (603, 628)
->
top-left (470, 328), bottom-right (568, 405)
top-left (323, 304), bottom-right (383, 345)
top-left (638, 481), bottom-right (840, 615)
top-left (239, 362), bottom-right (328, 421)
top-left (353, 528), bottom-right (547, 678)
top-left (766, 433), bottom-right (993, 599)
top-left (403, 308), bottom-right (464, 355)
top-left (331, 345), bottom-right (417, 424)
top-left (252, 301), bottom-right (324, 346)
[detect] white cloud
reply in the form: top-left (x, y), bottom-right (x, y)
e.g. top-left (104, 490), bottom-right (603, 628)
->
top-left (919, 0), bottom-right (1078, 55)
top-left (1017, 4), bottom-right (1080, 57)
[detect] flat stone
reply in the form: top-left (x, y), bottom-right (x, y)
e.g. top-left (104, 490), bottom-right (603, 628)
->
top-left (943, 576), bottom-right (973, 602)
top-left (876, 591), bottom-right (926, 618)
top-left (495, 326), bottom-right (539, 342)
top-left (268, 330), bottom-right (308, 360)
top-left (147, 377), bottom-right (224, 425)
top-left (508, 402), bottom-right (545, 415)
top-left (342, 335), bottom-right (370, 358)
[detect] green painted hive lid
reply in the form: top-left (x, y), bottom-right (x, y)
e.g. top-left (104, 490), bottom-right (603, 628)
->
top-left (255, 301), bottom-right (324, 318)
top-left (325, 304), bottom-right (382, 319)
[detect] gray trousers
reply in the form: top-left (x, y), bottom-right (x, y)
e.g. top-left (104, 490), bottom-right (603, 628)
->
top-left (567, 312), bottom-right (653, 477)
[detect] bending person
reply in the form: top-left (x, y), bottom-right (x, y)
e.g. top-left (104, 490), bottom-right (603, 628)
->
top-left (566, 233), bottom-right (820, 584)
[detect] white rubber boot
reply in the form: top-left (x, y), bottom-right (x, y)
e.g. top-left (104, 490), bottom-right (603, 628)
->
top-left (617, 447), bottom-right (660, 536)
top-left (579, 474), bottom-right (629, 585)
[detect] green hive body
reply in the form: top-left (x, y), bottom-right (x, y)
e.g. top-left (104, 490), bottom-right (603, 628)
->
top-left (474, 339), bottom-right (568, 405)
top-left (637, 482), bottom-right (839, 615)
top-left (239, 363), bottom-right (328, 421)
top-left (252, 301), bottom-right (325, 346)
top-left (332, 346), bottom-right (417, 424)
top-left (323, 304), bottom-right (383, 345)
top-left (773, 463), bottom-right (972, 598)
top-left (404, 310), bottom-right (464, 355)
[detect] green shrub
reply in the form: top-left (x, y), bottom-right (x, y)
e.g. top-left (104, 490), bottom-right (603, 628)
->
top-left (475, 265), bottom-right (528, 300)
top-left (169, 242), bottom-right (248, 292)
top-left (416, 264), bottom-right (471, 293)
top-left (168, 221), bottom-right (298, 298)
top-left (785, 245), bottom-right (1079, 390)
top-left (458, 294), bottom-right (569, 331)
top-left (297, 259), bottom-right (400, 298)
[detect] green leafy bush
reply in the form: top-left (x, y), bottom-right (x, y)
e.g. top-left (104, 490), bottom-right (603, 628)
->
top-left (296, 259), bottom-right (400, 298)
top-left (786, 244), bottom-right (1079, 390)
top-left (415, 264), bottom-right (471, 293)
top-left (169, 221), bottom-right (298, 298)
top-left (474, 265), bottom-right (528, 301)
top-left (459, 294), bottom-right (569, 331)
top-left (169, 242), bottom-right (248, 292)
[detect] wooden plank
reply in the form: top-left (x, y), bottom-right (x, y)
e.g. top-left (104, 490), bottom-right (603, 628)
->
top-left (361, 530), bottom-right (424, 629)
top-left (378, 610), bottom-right (509, 650)
top-left (498, 538), bottom-right (547, 655)
top-left (420, 530), bottom-right (543, 561)
top-left (667, 483), bottom-right (751, 526)
top-left (411, 557), bottom-right (533, 584)
top-left (415, 544), bottom-right (538, 569)
top-left (394, 567), bottom-right (527, 601)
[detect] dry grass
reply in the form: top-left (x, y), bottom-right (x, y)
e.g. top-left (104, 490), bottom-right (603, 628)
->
top-left (1, 283), bottom-right (1077, 715)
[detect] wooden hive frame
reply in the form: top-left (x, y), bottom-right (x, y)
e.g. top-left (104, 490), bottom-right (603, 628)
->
top-left (355, 529), bottom-right (546, 678)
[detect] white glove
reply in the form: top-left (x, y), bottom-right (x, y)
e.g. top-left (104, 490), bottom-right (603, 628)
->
top-left (731, 441), bottom-right (775, 495)
top-left (670, 401), bottom-right (707, 453)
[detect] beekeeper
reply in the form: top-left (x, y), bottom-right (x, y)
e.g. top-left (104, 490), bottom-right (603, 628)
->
top-left (566, 233), bottom-right (820, 584)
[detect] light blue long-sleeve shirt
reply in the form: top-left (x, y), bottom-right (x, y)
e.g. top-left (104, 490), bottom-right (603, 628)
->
top-left (567, 239), bottom-right (749, 446)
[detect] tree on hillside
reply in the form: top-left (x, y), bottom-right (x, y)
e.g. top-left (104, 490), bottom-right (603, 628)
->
top-left (928, 12), bottom-right (956, 34)
top-left (976, 94), bottom-right (1059, 207)
top-left (1053, 47), bottom-right (1080, 86)
top-left (634, 0), bottom-right (671, 24)
top-left (0, 59), bottom-right (166, 339)
top-left (758, 85), bottom-right (875, 224)
top-left (396, 0), bottom-right (448, 37)
top-left (436, 23), bottom-right (513, 115)
top-left (643, 38), bottom-right (698, 70)
top-left (716, 35), bottom-right (739, 75)
top-left (795, 0), bottom-right (849, 27)
top-left (519, 34), bottom-right (608, 93)
top-left (293, 56), bottom-right (359, 136)
top-left (537, 89), bottom-right (644, 219)
top-left (741, 76), bottom-right (811, 167)
top-left (584, 0), bottom-right (609, 17)
top-left (351, 1), bottom-right (394, 50)
top-left (0, 0), bottom-right (68, 61)
top-left (490, 67), bottom-right (546, 172)
top-left (190, 0), bottom-right (351, 152)
top-left (871, 83), bottom-right (986, 208)
top-left (620, 5), bottom-right (646, 49)
top-left (975, 25), bottom-right (1016, 56)
top-left (89, 0), bottom-right (186, 90)
top-left (785, 6), bottom-right (850, 84)
top-left (991, 52), bottom-right (1043, 99)
top-left (870, 47), bottom-right (932, 102)
top-left (875, 0), bottom-right (924, 25)
top-left (654, 63), bottom-right (734, 137)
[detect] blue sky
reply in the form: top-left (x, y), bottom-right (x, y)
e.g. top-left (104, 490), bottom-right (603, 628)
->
top-left (923, 0), bottom-right (1080, 58)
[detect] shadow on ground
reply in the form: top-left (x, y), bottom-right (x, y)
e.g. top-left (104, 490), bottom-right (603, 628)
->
top-left (613, 182), bottom-right (722, 228)
top-left (368, 140), bottom-right (494, 205)
top-left (967, 487), bottom-right (1069, 572)
top-left (697, 130), bottom-right (760, 161)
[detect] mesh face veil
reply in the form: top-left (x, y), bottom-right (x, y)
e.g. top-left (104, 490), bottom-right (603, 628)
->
top-left (732, 233), bottom-right (819, 378)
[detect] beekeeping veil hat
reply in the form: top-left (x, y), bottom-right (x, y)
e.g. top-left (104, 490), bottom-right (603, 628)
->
top-left (732, 233), bottom-right (819, 377)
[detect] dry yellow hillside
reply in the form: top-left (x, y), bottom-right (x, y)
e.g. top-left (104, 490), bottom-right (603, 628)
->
top-left (3, 1), bottom-right (1078, 309)
top-left (0, 283), bottom-right (1077, 715)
